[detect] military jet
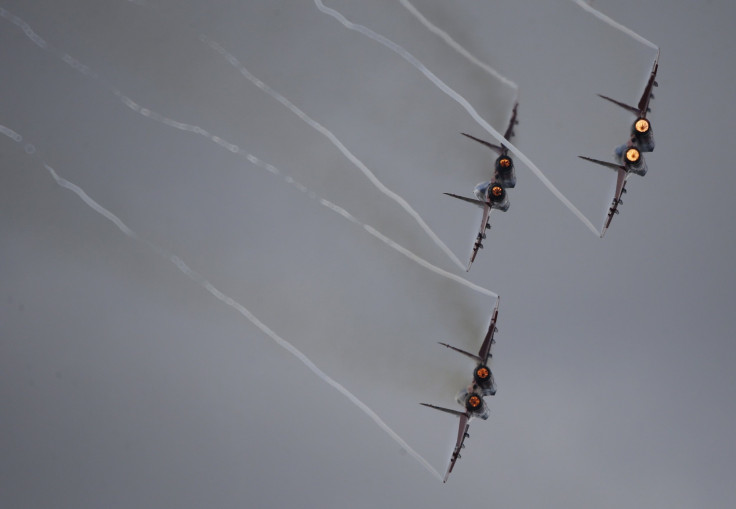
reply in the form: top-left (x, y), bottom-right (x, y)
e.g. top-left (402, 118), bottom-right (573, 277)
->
top-left (421, 297), bottom-right (500, 482)
top-left (598, 50), bottom-right (659, 153)
top-left (579, 146), bottom-right (647, 237)
top-left (446, 104), bottom-right (518, 271)
top-left (444, 183), bottom-right (509, 271)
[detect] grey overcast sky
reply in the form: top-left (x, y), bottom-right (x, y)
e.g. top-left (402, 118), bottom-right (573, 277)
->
top-left (2, 0), bottom-right (735, 507)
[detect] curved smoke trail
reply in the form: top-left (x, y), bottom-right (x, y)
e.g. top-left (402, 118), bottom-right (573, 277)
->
top-left (0, 124), bottom-right (444, 481)
top-left (313, 0), bottom-right (600, 235)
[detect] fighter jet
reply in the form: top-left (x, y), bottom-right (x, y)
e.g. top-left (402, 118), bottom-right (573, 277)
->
top-left (579, 146), bottom-right (647, 237)
top-left (446, 104), bottom-right (518, 271)
top-left (444, 183), bottom-right (509, 271)
top-left (461, 102), bottom-right (519, 188)
top-left (598, 51), bottom-right (659, 153)
top-left (421, 298), bottom-right (500, 482)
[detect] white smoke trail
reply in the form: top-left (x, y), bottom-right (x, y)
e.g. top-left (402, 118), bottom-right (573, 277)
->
top-left (199, 35), bottom-right (468, 270)
top-left (397, 0), bottom-right (519, 101)
top-left (110, 94), bottom-right (496, 297)
top-left (0, 6), bottom-right (48, 49)
top-left (0, 6), bottom-right (494, 296)
top-left (570, 0), bottom-right (659, 51)
top-left (1, 125), bottom-right (443, 480)
top-left (0, 125), bottom-right (23, 142)
top-left (313, 0), bottom-right (600, 236)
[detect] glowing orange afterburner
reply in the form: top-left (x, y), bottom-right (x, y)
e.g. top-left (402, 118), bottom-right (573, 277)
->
top-left (635, 118), bottom-right (650, 133)
top-left (626, 148), bottom-right (640, 163)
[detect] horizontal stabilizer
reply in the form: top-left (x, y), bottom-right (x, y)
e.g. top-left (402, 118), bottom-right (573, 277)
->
top-left (444, 192), bottom-right (487, 208)
top-left (578, 155), bottom-right (625, 172)
top-left (597, 94), bottom-right (639, 115)
top-left (438, 342), bottom-right (482, 362)
top-left (461, 132), bottom-right (503, 153)
top-left (420, 403), bottom-right (467, 418)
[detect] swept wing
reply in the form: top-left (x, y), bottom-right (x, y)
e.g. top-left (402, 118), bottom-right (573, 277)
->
top-left (420, 404), bottom-right (470, 483)
top-left (444, 193), bottom-right (491, 271)
top-left (578, 156), bottom-right (628, 237)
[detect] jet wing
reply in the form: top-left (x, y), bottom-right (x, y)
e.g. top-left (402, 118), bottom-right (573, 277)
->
top-left (577, 156), bottom-right (628, 237)
top-left (637, 50), bottom-right (659, 116)
top-left (444, 413), bottom-right (471, 482)
top-left (419, 403), bottom-right (471, 482)
top-left (467, 203), bottom-right (492, 271)
top-left (601, 169), bottom-right (628, 238)
top-left (478, 297), bottom-right (500, 361)
top-left (443, 193), bottom-right (492, 271)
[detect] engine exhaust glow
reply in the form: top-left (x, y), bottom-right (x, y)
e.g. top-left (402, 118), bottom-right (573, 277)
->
top-left (626, 148), bottom-right (640, 163)
top-left (635, 118), bottom-right (650, 133)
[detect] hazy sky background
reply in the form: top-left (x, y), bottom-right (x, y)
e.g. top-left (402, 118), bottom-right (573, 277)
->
top-left (2, 0), bottom-right (735, 507)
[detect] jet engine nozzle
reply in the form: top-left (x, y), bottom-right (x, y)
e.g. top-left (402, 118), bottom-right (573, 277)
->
top-left (465, 394), bottom-right (483, 413)
top-left (631, 118), bottom-right (655, 152)
top-left (495, 155), bottom-right (514, 174)
top-left (625, 148), bottom-right (641, 164)
top-left (634, 118), bottom-right (650, 134)
top-left (474, 366), bottom-right (491, 384)
top-left (622, 147), bottom-right (647, 176)
top-left (487, 184), bottom-right (506, 202)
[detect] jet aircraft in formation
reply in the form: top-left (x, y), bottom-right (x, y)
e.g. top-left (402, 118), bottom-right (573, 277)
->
top-left (445, 103), bottom-right (519, 270)
top-left (579, 51), bottom-right (659, 237)
top-left (421, 297), bottom-right (500, 482)
top-left (424, 52), bottom-right (659, 483)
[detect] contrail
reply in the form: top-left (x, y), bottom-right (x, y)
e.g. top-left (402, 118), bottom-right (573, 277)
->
top-left (199, 35), bottom-right (468, 270)
top-left (107, 95), bottom-right (497, 297)
top-left (569, 0), bottom-right (659, 51)
top-left (397, 0), bottom-right (519, 101)
top-left (0, 125), bottom-right (443, 481)
top-left (0, 6), bottom-right (494, 297)
top-left (0, 6), bottom-right (48, 49)
top-left (314, 0), bottom-right (599, 236)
